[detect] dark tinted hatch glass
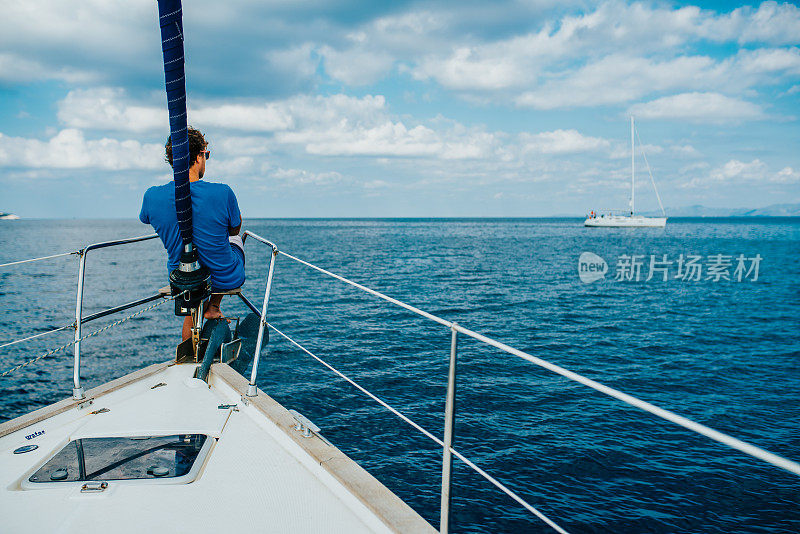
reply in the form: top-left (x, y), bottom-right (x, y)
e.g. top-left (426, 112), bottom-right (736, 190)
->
top-left (29, 434), bottom-right (208, 482)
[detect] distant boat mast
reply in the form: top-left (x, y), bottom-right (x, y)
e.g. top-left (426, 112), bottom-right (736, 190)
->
top-left (630, 115), bottom-right (635, 217)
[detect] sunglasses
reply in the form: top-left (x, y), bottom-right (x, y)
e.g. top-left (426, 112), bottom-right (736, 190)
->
top-left (201, 150), bottom-right (211, 159)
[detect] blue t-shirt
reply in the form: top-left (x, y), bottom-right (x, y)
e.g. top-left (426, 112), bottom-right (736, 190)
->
top-left (139, 180), bottom-right (245, 291)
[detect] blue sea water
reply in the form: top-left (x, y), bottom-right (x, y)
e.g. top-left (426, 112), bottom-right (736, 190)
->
top-left (1, 218), bottom-right (799, 533)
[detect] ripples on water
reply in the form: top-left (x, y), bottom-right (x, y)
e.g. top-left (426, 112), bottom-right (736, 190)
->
top-left (1, 218), bottom-right (799, 533)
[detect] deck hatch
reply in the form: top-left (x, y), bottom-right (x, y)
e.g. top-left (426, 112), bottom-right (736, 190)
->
top-left (28, 434), bottom-right (208, 483)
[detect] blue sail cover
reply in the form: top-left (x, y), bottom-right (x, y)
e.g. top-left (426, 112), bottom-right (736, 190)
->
top-left (157, 0), bottom-right (192, 245)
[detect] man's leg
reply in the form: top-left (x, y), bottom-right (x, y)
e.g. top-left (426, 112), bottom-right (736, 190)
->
top-left (189, 235), bottom-right (243, 328)
top-left (182, 294), bottom-right (226, 340)
top-left (200, 235), bottom-right (244, 322)
top-left (204, 293), bottom-right (225, 320)
top-left (182, 316), bottom-right (192, 341)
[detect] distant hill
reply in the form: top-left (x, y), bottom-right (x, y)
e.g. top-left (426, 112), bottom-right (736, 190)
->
top-left (640, 203), bottom-right (800, 217)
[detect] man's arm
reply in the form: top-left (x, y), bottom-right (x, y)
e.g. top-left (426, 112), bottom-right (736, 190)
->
top-left (139, 188), bottom-right (151, 224)
top-left (226, 185), bottom-right (242, 235)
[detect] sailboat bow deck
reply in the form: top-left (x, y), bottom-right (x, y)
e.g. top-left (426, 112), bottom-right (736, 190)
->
top-left (0, 361), bottom-right (436, 534)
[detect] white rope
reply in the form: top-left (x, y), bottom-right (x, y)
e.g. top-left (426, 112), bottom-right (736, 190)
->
top-left (0, 324), bottom-right (74, 349)
top-left (635, 128), bottom-right (666, 217)
top-left (275, 248), bottom-right (800, 478)
top-left (265, 321), bottom-right (569, 533)
top-left (0, 251), bottom-right (78, 268)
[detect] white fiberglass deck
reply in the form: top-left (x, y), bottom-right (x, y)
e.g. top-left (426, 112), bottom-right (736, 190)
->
top-left (0, 362), bottom-right (435, 534)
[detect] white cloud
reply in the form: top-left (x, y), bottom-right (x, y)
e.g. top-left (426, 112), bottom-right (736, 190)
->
top-left (607, 139), bottom-right (663, 160)
top-left (363, 179), bottom-right (390, 189)
top-left (52, 88), bottom-right (501, 161)
top-left (0, 53), bottom-right (96, 84)
top-left (286, 94), bottom-right (387, 125)
top-left (683, 158), bottom-right (800, 188)
top-left (270, 94), bottom-right (455, 158)
top-left (254, 0), bottom-right (800, 96)
top-left (193, 103), bottom-right (294, 132)
top-left (710, 159), bottom-right (768, 182)
top-left (671, 144), bottom-right (702, 158)
top-left (411, 2), bottom-right (710, 92)
top-left (58, 88), bottom-right (166, 132)
top-left (680, 161), bottom-right (711, 174)
top-left (520, 129), bottom-right (610, 154)
top-left (370, 10), bottom-right (448, 45)
top-left (513, 46), bottom-right (800, 110)
top-left (414, 46), bottom-right (533, 91)
top-left (273, 102), bottom-right (501, 160)
top-left (772, 166), bottom-right (800, 184)
top-left (318, 45), bottom-right (394, 86)
top-left (50, 89), bottom-right (352, 148)
top-left (58, 87), bottom-right (295, 133)
top-left (699, 2), bottom-right (800, 45)
top-left (2, 0), bottom-right (799, 100)
top-left (317, 10), bottom-right (448, 86)
top-left (213, 156), bottom-right (258, 177)
top-left (515, 54), bottom-right (717, 109)
top-left (731, 47), bottom-right (800, 83)
top-left (440, 131), bottom-right (498, 160)
top-left (0, 1), bottom-right (156, 85)
top-left (628, 92), bottom-right (766, 122)
top-left (277, 121), bottom-right (440, 157)
top-left (216, 136), bottom-right (272, 156)
top-left (404, 4), bottom-right (800, 111)
top-left (264, 43), bottom-right (318, 81)
top-left (271, 167), bottom-right (343, 185)
top-left (0, 129), bottom-right (163, 171)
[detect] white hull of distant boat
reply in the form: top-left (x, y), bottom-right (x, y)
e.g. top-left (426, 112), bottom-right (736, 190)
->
top-left (0, 213), bottom-right (20, 220)
top-left (584, 215), bottom-right (666, 227)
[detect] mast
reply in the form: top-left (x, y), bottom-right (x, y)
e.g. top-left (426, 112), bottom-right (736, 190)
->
top-left (158, 0), bottom-right (210, 321)
top-left (158, 0), bottom-right (192, 246)
top-left (630, 115), bottom-right (635, 217)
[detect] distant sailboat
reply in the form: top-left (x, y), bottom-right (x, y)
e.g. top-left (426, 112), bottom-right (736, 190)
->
top-left (585, 117), bottom-right (667, 228)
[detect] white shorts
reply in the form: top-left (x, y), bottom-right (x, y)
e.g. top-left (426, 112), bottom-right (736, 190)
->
top-left (228, 234), bottom-right (244, 253)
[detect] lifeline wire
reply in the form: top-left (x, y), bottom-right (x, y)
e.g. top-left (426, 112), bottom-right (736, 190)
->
top-left (265, 321), bottom-right (570, 534)
top-left (0, 324), bottom-right (74, 350)
top-left (275, 246), bottom-right (800, 479)
top-left (278, 250), bottom-right (452, 328)
top-left (0, 295), bottom-right (175, 378)
top-left (0, 251), bottom-right (79, 268)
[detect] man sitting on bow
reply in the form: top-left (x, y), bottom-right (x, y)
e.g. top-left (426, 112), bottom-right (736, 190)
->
top-left (139, 127), bottom-right (245, 340)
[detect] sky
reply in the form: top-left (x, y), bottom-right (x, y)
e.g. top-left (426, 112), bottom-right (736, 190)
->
top-left (1, 0), bottom-right (799, 218)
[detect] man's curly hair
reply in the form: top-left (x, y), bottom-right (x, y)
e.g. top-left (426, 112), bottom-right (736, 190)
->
top-left (165, 127), bottom-right (207, 168)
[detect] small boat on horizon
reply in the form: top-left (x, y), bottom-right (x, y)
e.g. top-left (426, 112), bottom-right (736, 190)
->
top-left (585, 117), bottom-right (667, 228)
top-left (0, 212), bottom-right (20, 220)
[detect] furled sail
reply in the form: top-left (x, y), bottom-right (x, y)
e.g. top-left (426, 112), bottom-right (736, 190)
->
top-left (157, 0), bottom-right (192, 245)
top-left (156, 0), bottom-right (210, 316)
